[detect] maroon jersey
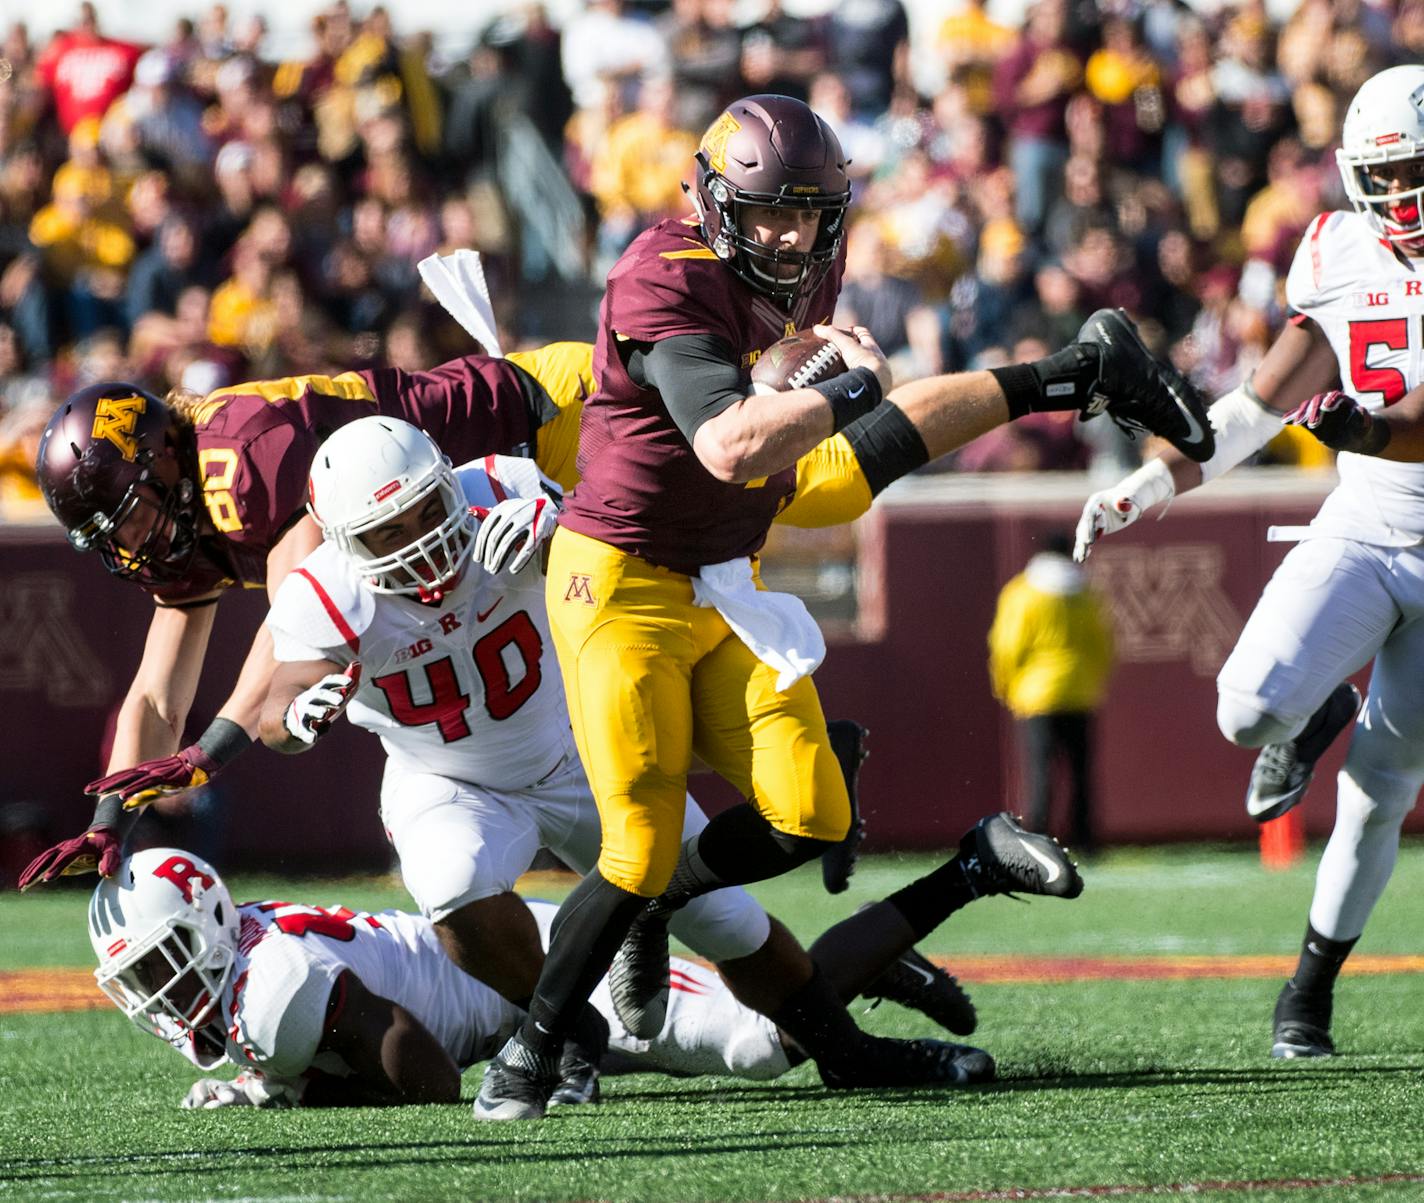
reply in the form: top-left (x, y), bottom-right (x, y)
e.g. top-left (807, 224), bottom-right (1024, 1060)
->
top-left (149, 358), bottom-right (540, 604)
top-left (561, 217), bottom-right (845, 574)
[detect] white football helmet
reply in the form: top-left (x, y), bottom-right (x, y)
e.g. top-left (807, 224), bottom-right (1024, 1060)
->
top-left (1337, 64), bottom-right (1424, 248)
top-left (307, 416), bottom-right (476, 600)
top-left (88, 848), bottom-right (239, 1045)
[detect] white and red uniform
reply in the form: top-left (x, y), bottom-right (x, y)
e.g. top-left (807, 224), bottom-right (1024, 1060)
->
top-left (174, 899), bottom-right (787, 1085)
top-left (265, 455), bottom-right (768, 960)
top-left (1217, 209), bottom-right (1424, 941)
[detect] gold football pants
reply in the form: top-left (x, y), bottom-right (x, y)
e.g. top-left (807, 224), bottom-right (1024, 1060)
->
top-left (545, 526), bottom-right (850, 896)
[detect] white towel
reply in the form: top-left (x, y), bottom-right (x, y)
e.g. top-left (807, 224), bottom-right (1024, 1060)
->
top-left (417, 250), bottom-right (503, 357)
top-left (692, 558), bottom-right (825, 692)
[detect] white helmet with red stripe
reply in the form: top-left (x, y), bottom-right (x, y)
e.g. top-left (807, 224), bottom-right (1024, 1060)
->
top-left (1338, 64), bottom-right (1424, 248)
top-left (307, 416), bottom-right (477, 601)
top-left (88, 848), bottom-right (239, 1043)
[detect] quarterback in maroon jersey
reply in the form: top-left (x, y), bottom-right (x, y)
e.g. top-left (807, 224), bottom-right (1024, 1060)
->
top-left (476, 93), bottom-right (1198, 1120)
top-left (19, 352), bottom-right (573, 889)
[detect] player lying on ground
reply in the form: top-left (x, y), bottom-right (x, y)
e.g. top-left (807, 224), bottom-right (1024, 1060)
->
top-left (253, 417), bottom-right (1082, 1107)
top-left (89, 845), bottom-right (1078, 1108)
top-left (1073, 64), bottom-right (1424, 1060)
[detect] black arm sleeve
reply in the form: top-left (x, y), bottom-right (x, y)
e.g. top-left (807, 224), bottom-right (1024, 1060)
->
top-left (627, 333), bottom-right (747, 444)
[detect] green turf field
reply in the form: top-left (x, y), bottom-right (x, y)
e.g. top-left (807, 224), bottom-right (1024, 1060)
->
top-left (4, 844), bottom-right (1424, 1203)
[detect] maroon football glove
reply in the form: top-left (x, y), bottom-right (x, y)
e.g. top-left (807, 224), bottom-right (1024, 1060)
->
top-left (86, 743), bottom-right (222, 809)
top-left (1283, 390), bottom-right (1379, 453)
top-left (17, 826), bottom-right (124, 890)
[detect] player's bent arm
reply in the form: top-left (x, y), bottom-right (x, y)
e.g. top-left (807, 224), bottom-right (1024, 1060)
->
top-left (259, 657), bottom-right (347, 753)
top-left (302, 970), bottom-right (461, 1107)
top-left (638, 331), bottom-right (890, 484)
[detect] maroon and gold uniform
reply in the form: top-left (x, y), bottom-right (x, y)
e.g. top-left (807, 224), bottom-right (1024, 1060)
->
top-left (150, 357), bottom-right (552, 605)
top-left (561, 218), bottom-right (844, 573)
top-left (546, 218), bottom-right (853, 895)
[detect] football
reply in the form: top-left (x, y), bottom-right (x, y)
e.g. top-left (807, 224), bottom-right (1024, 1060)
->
top-left (749, 330), bottom-right (847, 394)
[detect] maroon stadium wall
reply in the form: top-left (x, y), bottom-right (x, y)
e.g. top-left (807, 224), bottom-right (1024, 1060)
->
top-left (1, 472), bottom-right (1395, 873)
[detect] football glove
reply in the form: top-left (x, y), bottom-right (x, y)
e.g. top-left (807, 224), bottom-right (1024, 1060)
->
top-left (182, 1070), bottom-right (304, 1110)
top-left (17, 826), bottom-right (124, 890)
top-left (86, 718), bottom-right (253, 810)
top-left (1283, 390), bottom-right (1384, 454)
top-left (283, 662), bottom-right (362, 745)
top-left (1073, 457), bottom-right (1175, 562)
top-left (473, 496), bottom-right (557, 575)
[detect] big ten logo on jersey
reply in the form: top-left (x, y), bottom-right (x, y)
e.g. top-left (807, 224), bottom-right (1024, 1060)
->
top-left (393, 637), bottom-right (434, 664)
top-left (153, 855), bottom-right (215, 902)
top-left (91, 393), bottom-right (147, 460)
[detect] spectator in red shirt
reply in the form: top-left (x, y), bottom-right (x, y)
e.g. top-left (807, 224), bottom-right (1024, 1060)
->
top-left (34, 3), bottom-right (144, 135)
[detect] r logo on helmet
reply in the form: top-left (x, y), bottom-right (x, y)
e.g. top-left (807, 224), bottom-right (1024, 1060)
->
top-left (154, 855), bottom-right (216, 902)
top-left (90, 394), bottom-right (148, 461)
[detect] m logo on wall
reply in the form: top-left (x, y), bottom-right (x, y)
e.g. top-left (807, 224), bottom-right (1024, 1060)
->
top-left (1089, 544), bottom-right (1244, 676)
top-left (0, 574), bottom-right (112, 705)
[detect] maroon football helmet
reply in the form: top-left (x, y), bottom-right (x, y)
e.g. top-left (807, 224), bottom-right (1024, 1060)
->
top-left (692, 94), bottom-right (851, 305)
top-left (36, 382), bottom-right (201, 586)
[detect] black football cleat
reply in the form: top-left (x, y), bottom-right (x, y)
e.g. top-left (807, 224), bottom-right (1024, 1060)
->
top-left (547, 1046), bottom-right (601, 1108)
top-left (1247, 683), bottom-right (1363, 823)
top-left (1076, 308), bottom-right (1215, 463)
top-left (1271, 980), bottom-right (1336, 1059)
top-left (820, 1034), bottom-right (996, 1089)
top-left (823, 720), bottom-right (870, 895)
top-left (607, 910), bottom-right (671, 1041)
top-left (473, 1033), bottom-right (558, 1121)
top-left (959, 811), bottom-right (1084, 899)
top-left (863, 942), bottom-right (977, 1037)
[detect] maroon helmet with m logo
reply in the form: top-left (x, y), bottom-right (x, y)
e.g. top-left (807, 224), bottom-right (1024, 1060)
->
top-left (36, 382), bottom-right (202, 586)
top-left (691, 94), bottom-right (852, 305)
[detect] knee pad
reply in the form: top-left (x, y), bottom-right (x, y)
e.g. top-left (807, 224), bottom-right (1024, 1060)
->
top-left (1216, 694), bottom-right (1297, 748)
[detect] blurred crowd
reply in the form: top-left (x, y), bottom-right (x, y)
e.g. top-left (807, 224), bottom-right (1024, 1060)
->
top-left (1, 0), bottom-right (1413, 510)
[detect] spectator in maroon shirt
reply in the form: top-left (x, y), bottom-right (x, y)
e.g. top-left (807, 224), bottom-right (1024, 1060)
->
top-left (993, 0), bottom-right (1082, 238)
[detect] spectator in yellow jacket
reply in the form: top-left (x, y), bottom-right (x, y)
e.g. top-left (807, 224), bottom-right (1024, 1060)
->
top-left (988, 532), bottom-right (1114, 851)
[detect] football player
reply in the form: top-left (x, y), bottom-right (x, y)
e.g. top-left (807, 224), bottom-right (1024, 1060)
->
top-left (18, 342), bottom-right (592, 890)
top-left (1073, 64), bottom-right (1424, 1059)
top-left (90, 847), bottom-right (1002, 1109)
top-left (479, 92), bottom-right (1201, 1119)
top-left (258, 416), bottom-right (1081, 1110)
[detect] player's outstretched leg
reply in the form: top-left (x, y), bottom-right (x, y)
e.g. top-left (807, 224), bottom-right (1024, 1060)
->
top-left (821, 719), bottom-right (869, 895)
top-left (1075, 308), bottom-right (1215, 463)
top-left (958, 811), bottom-right (1085, 899)
top-left (1247, 683), bottom-right (1363, 823)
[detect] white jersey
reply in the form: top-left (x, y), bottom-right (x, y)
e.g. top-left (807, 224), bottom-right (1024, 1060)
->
top-left (1286, 210), bottom-right (1424, 543)
top-left (174, 900), bottom-right (786, 1085)
top-left (267, 457), bottom-right (576, 790)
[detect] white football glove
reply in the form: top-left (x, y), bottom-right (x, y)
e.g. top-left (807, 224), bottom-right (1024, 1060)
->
top-left (1073, 458), bottom-right (1176, 562)
top-left (181, 1070), bottom-right (304, 1109)
top-left (473, 496), bottom-right (558, 575)
top-left (283, 662), bottom-right (362, 745)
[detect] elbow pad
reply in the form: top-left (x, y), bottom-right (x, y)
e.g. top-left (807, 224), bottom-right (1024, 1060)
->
top-left (1199, 386), bottom-right (1285, 483)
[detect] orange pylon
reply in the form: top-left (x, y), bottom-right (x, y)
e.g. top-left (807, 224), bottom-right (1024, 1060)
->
top-left (1260, 808), bottom-right (1305, 870)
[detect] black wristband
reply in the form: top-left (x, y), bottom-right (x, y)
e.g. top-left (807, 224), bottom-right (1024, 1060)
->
top-left (195, 717), bottom-right (253, 769)
top-left (91, 793), bottom-right (142, 847)
top-left (1337, 408), bottom-right (1392, 456)
top-left (811, 367), bottom-right (883, 433)
top-left (987, 363), bottom-right (1041, 420)
top-left (842, 402), bottom-right (930, 496)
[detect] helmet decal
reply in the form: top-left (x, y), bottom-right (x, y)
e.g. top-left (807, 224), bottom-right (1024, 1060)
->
top-left (90, 393), bottom-right (148, 461)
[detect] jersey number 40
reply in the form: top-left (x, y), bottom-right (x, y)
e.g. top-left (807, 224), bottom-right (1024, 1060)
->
top-left (370, 611), bottom-right (543, 742)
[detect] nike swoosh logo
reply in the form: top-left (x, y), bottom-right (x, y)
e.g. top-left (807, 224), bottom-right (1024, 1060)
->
top-left (902, 960), bottom-right (935, 987)
top-left (1170, 387), bottom-right (1207, 446)
top-left (847, 384), bottom-right (865, 399)
top-left (476, 598), bottom-right (502, 622)
top-left (1023, 841), bottom-right (1063, 883)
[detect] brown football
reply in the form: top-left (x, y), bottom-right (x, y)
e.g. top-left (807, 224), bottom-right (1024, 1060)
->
top-left (749, 330), bottom-right (847, 394)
